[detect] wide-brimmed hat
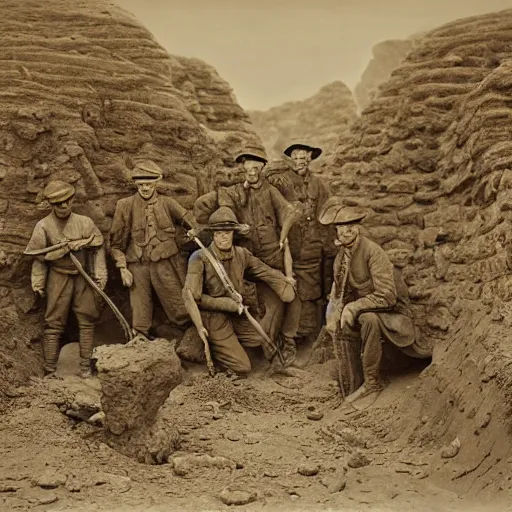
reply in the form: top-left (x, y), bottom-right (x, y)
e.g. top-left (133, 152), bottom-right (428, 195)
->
top-left (319, 200), bottom-right (366, 226)
top-left (44, 180), bottom-right (75, 204)
top-left (234, 144), bottom-right (268, 165)
top-left (130, 160), bottom-right (163, 181)
top-left (283, 138), bottom-right (322, 160)
top-left (206, 207), bottom-right (249, 232)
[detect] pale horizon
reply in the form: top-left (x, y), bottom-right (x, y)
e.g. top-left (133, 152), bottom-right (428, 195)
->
top-left (116, 0), bottom-right (512, 111)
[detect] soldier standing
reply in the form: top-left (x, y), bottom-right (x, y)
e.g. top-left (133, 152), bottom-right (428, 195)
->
top-left (266, 139), bottom-right (333, 365)
top-left (183, 207), bottom-right (295, 375)
top-left (193, 145), bottom-right (299, 352)
top-left (109, 160), bottom-right (197, 338)
top-left (24, 181), bottom-right (107, 378)
top-left (320, 202), bottom-right (430, 404)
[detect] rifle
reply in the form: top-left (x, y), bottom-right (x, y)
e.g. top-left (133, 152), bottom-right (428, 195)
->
top-left (25, 237), bottom-right (135, 343)
top-left (191, 236), bottom-right (285, 365)
top-left (329, 250), bottom-right (355, 398)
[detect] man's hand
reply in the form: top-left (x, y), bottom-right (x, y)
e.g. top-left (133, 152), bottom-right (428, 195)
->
top-left (340, 304), bottom-right (356, 330)
top-left (33, 287), bottom-right (45, 298)
top-left (68, 237), bottom-right (93, 252)
top-left (284, 275), bottom-right (297, 290)
top-left (198, 326), bottom-right (209, 341)
top-left (120, 268), bottom-right (134, 288)
top-left (95, 277), bottom-right (108, 291)
top-left (186, 228), bottom-right (199, 240)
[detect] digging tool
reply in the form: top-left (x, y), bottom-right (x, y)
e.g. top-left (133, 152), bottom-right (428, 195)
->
top-left (183, 288), bottom-right (215, 376)
top-left (24, 237), bottom-right (135, 342)
top-left (68, 252), bottom-right (134, 342)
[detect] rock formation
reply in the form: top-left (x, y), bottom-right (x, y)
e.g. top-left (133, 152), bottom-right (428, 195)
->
top-left (0, 0), bottom-right (261, 398)
top-left (248, 81), bottom-right (357, 160)
top-left (354, 38), bottom-right (416, 109)
top-left (94, 336), bottom-right (183, 464)
top-left (324, 9), bottom-right (512, 493)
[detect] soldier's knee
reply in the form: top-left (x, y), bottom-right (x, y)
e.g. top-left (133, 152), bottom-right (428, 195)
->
top-left (231, 355), bottom-right (251, 375)
top-left (358, 312), bottom-right (379, 328)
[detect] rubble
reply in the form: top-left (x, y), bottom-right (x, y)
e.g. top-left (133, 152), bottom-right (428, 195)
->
top-left (94, 335), bottom-right (183, 464)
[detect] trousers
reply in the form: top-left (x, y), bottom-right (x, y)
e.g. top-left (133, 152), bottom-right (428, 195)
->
top-left (128, 256), bottom-right (188, 333)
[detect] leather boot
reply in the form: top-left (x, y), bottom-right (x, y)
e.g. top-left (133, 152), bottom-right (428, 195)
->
top-left (281, 335), bottom-right (297, 367)
top-left (43, 330), bottom-right (61, 376)
top-left (79, 326), bottom-right (95, 378)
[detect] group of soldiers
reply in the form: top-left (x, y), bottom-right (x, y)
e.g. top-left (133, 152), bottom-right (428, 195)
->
top-left (24, 139), bottom-right (430, 404)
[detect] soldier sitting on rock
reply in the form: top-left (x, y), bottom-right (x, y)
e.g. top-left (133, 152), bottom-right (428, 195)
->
top-left (320, 200), bottom-right (431, 404)
top-left (182, 207), bottom-right (296, 375)
top-left (24, 181), bottom-right (107, 378)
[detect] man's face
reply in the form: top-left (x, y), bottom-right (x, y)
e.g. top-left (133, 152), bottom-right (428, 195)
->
top-left (336, 224), bottom-right (360, 247)
top-left (52, 196), bottom-right (74, 219)
top-left (213, 230), bottom-right (234, 251)
top-left (290, 148), bottom-right (312, 176)
top-left (243, 159), bottom-right (265, 184)
top-left (135, 179), bottom-right (158, 200)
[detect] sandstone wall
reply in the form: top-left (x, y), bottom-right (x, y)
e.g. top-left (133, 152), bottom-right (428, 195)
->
top-left (0, 0), bottom-right (260, 395)
top-left (249, 81), bottom-right (357, 160)
top-left (325, 9), bottom-right (512, 494)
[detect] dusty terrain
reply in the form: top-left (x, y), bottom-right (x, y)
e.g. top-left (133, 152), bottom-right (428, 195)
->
top-left (1, 341), bottom-right (503, 512)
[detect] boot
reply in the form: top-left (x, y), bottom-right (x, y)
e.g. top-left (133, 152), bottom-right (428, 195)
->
top-left (345, 370), bottom-right (382, 404)
top-left (79, 326), bottom-right (95, 379)
top-left (281, 336), bottom-right (297, 367)
top-left (43, 330), bottom-right (61, 376)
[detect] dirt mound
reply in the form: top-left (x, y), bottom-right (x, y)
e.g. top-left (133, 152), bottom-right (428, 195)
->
top-left (322, 9), bottom-right (512, 497)
top-left (248, 81), bottom-right (357, 160)
top-left (0, 0), bottom-right (261, 399)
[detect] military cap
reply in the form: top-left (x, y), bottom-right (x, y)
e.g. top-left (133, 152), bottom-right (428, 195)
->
top-left (44, 180), bottom-right (75, 204)
top-left (131, 160), bottom-right (163, 180)
top-left (234, 144), bottom-right (268, 165)
top-left (283, 138), bottom-right (322, 160)
top-left (319, 201), bottom-right (366, 226)
top-left (206, 206), bottom-right (249, 232)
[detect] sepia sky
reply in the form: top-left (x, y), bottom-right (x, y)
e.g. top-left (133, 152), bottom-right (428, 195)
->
top-left (116, 0), bottom-right (512, 111)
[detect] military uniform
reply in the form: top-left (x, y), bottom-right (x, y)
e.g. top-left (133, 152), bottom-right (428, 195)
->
top-left (267, 142), bottom-right (333, 345)
top-left (109, 161), bottom-right (197, 335)
top-left (321, 203), bottom-right (429, 399)
top-left (194, 178), bottom-right (297, 342)
top-left (24, 181), bottom-right (107, 376)
top-left (183, 207), bottom-right (295, 374)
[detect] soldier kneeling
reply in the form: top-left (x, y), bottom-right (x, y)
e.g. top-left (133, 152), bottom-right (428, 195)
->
top-left (182, 207), bottom-right (295, 375)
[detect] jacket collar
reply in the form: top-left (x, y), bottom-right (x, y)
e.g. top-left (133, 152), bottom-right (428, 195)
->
top-left (243, 179), bottom-right (264, 190)
top-left (209, 242), bottom-right (234, 261)
top-left (344, 234), bottom-right (362, 259)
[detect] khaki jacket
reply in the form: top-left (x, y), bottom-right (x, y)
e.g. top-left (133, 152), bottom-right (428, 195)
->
top-left (194, 181), bottom-right (297, 269)
top-left (110, 192), bottom-right (196, 266)
top-left (329, 235), bottom-right (414, 347)
top-left (25, 212), bottom-right (106, 291)
top-left (184, 243), bottom-right (295, 306)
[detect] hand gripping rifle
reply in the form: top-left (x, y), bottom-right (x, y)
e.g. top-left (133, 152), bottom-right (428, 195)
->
top-left (24, 237), bottom-right (134, 343)
top-left (191, 236), bottom-right (286, 366)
